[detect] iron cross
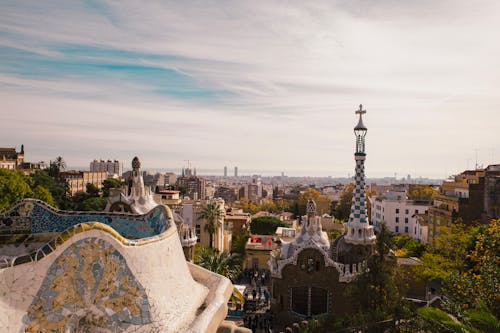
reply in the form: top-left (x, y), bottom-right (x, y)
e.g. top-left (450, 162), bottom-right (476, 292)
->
top-left (356, 104), bottom-right (366, 115)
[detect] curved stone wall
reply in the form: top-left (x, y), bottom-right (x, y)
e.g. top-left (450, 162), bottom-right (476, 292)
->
top-left (0, 200), bottom-right (233, 332)
top-left (0, 227), bottom-right (210, 332)
top-left (0, 199), bottom-right (171, 238)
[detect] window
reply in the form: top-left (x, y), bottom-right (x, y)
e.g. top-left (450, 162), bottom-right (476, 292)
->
top-left (395, 217), bottom-right (399, 223)
top-left (195, 224), bottom-right (201, 243)
top-left (405, 209), bottom-right (409, 214)
top-left (415, 209), bottom-right (419, 214)
top-left (405, 226), bottom-right (409, 233)
top-left (291, 287), bottom-right (328, 316)
top-left (396, 208), bottom-right (400, 214)
top-left (395, 226), bottom-right (399, 233)
top-left (405, 217), bottom-right (408, 223)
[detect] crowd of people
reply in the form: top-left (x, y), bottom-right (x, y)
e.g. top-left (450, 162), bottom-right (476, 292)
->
top-left (239, 269), bottom-right (273, 332)
top-left (243, 310), bottom-right (274, 332)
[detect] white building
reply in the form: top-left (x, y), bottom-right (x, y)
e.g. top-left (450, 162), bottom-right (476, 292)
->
top-left (370, 190), bottom-right (431, 242)
top-left (178, 198), bottom-right (229, 252)
top-left (90, 159), bottom-right (123, 177)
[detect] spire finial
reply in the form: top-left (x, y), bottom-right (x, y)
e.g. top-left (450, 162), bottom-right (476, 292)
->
top-left (355, 104), bottom-right (366, 116)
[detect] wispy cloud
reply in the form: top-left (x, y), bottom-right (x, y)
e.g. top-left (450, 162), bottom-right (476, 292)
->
top-left (1, 0), bottom-right (500, 177)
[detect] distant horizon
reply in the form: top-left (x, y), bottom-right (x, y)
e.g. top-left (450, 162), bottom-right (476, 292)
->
top-left (65, 164), bottom-right (451, 180)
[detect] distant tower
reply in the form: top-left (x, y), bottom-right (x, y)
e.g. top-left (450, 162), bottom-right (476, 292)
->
top-left (224, 166), bottom-right (228, 177)
top-left (344, 105), bottom-right (376, 245)
top-left (234, 166), bottom-right (238, 177)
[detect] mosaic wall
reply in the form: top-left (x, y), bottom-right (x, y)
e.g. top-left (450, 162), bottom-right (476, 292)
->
top-left (0, 200), bottom-right (170, 239)
top-left (22, 238), bottom-right (152, 332)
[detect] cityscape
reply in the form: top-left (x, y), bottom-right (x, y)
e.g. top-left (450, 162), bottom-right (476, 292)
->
top-left (1, 1), bottom-right (500, 333)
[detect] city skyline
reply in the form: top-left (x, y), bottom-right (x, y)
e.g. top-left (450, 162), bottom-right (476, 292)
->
top-left (1, 1), bottom-right (499, 179)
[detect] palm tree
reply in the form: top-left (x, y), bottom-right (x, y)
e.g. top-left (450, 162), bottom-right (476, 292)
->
top-left (198, 202), bottom-right (224, 248)
top-left (54, 156), bottom-right (66, 171)
top-left (195, 247), bottom-right (241, 282)
top-left (49, 156), bottom-right (66, 178)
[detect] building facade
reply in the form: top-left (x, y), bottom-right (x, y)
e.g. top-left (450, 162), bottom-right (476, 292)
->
top-left (484, 164), bottom-right (500, 219)
top-left (90, 159), bottom-right (123, 177)
top-left (59, 170), bottom-right (108, 195)
top-left (370, 191), bottom-right (431, 242)
top-left (176, 175), bottom-right (207, 200)
top-left (0, 146), bottom-right (24, 170)
top-left (427, 169), bottom-right (487, 243)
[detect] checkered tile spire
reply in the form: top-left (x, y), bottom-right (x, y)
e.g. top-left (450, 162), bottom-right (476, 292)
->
top-left (345, 105), bottom-right (376, 245)
top-left (348, 156), bottom-right (368, 224)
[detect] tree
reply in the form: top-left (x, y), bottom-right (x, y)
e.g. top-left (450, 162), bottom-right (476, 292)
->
top-left (48, 156), bottom-right (66, 177)
top-left (81, 197), bottom-right (107, 211)
top-left (199, 202), bottom-right (224, 248)
top-left (234, 197), bottom-right (261, 214)
top-left (102, 178), bottom-right (124, 197)
top-left (334, 183), bottom-right (354, 221)
top-left (231, 229), bottom-right (249, 255)
top-left (350, 224), bottom-right (400, 313)
top-left (297, 188), bottom-right (331, 216)
top-left (250, 216), bottom-right (286, 235)
top-left (0, 169), bottom-right (56, 210)
top-left (445, 220), bottom-right (500, 317)
top-left (0, 169), bottom-right (33, 210)
top-left (54, 156), bottom-right (66, 171)
top-left (30, 170), bottom-right (67, 208)
top-left (86, 183), bottom-right (100, 197)
top-left (194, 247), bottom-right (241, 282)
top-left (408, 185), bottom-right (437, 201)
top-left (392, 235), bottom-right (426, 258)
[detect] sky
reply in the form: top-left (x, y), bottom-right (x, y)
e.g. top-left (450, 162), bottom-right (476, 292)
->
top-left (1, 0), bottom-right (500, 178)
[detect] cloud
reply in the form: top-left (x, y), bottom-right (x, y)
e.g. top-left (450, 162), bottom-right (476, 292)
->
top-left (1, 0), bottom-right (500, 177)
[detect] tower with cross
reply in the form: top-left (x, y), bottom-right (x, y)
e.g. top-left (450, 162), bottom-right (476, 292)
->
top-left (344, 104), bottom-right (376, 245)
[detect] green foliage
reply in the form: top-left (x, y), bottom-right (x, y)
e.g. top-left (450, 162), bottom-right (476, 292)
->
top-left (102, 178), bottom-right (124, 197)
top-left (231, 229), bottom-right (249, 255)
top-left (334, 183), bottom-right (354, 221)
top-left (466, 301), bottom-right (500, 333)
top-left (408, 185), bottom-right (437, 200)
top-left (0, 169), bottom-right (56, 210)
top-left (68, 190), bottom-right (107, 211)
top-left (85, 183), bottom-right (100, 197)
top-left (417, 307), bottom-right (479, 333)
top-left (32, 185), bottom-right (56, 207)
top-left (444, 220), bottom-right (500, 317)
top-left (81, 197), bottom-right (107, 211)
top-left (392, 235), bottom-right (426, 257)
top-left (326, 228), bottom-right (343, 242)
top-left (194, 247), bottom-right (241, 282)
top-left (249, 216), bottom-right (286, 235)
top-left (0, 169), bottom-right (33, 210)
top-left (31, 170), bottom-right (68, 208)
top-left (234, 198), bottom-right (262, 214)
top-left (350, 224), bottom-right (400, 313)
top-left (417, 220), bottom-right (500, 320)
top-left (297, 188), bottom-right (331, 216)
top-left (47, 156), bottom-right (66, 177)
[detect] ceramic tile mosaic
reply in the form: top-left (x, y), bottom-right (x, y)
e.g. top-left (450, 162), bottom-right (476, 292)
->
top-left (21, 237), bottom-right (152, 332)
top-left (0, 200), bottom-right (171, 239)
